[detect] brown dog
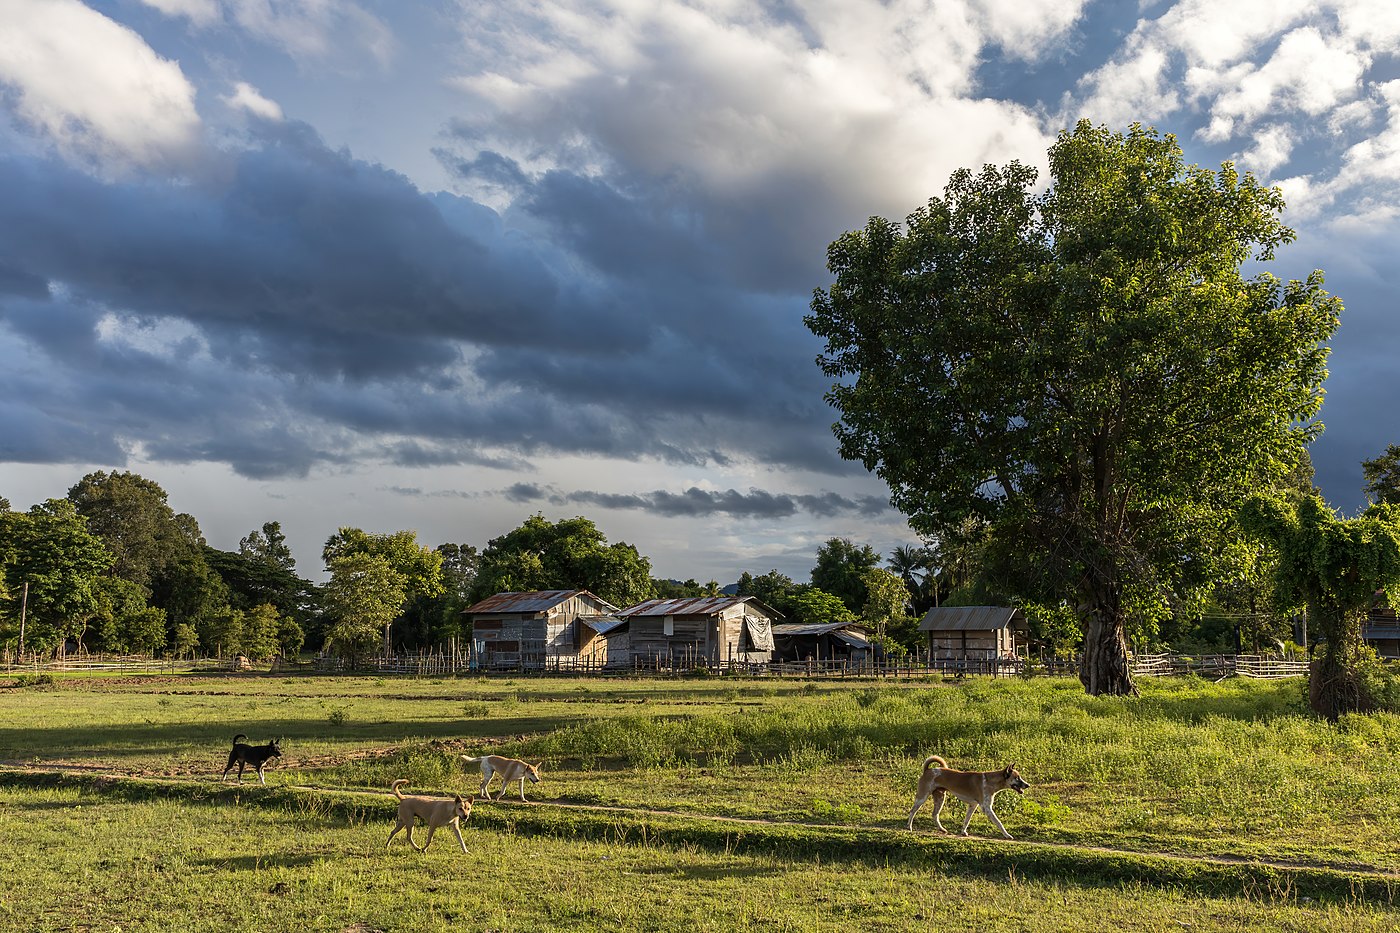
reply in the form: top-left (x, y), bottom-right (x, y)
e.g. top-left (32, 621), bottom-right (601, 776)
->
top-left (906, 755), bottom-right (1030, 838)
top-left (460, 754), bottom-right (543, 801)
top-left (386, 779), bottom-right (472, 852)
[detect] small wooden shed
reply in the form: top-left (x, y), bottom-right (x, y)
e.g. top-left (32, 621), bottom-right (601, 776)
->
top-left (464, 590), bottom-right (619, 669)
top-left (616, 596), bottom-right (780, 667)
top-left (918, 606), bottom-right (1027, 660)
top-left (771, 621), bottom-right (872, 663)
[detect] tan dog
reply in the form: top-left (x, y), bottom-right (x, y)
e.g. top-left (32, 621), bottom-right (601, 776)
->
top-left (386, 779), bottom-right (472, 852)
top-left (461, 754), bottom-right (543, 801)
top-left (906, 755), bottom-right (1030, 839)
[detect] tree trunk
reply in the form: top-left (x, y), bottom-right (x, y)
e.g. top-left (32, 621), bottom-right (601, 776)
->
top-left (1077, 577), bottom-right (1138, 697)
top-left (1308, 604), bottom-right (1370, 721)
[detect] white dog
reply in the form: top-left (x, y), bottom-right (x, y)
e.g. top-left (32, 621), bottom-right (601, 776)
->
top-left (461, 754), bottom-right (543, 801)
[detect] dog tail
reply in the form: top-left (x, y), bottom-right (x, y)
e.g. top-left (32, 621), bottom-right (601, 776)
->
top-left (460, 755), bottom-right (482, 765)
top-left (391, 779), bottom-right (409, 799)
top-left (921, 755), bottom-right (947, 772)
top-left (232, 733), bottom-right (248, 745)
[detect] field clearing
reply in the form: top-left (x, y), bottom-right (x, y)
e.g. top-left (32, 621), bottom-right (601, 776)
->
top-left (3, 672), bottom-right (1400, 930)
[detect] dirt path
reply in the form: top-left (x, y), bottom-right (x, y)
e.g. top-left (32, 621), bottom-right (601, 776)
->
top-left (3, 761), bottom-right (1397, 883)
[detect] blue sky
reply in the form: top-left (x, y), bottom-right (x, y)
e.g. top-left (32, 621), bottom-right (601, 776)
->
top-left (2, 0), bottom-right (1398, 583)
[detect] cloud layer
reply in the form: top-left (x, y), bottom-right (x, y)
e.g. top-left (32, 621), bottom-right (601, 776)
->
top-left (3, 0), bottom-right (1399, 576)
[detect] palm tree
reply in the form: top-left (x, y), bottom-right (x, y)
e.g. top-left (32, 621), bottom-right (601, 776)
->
top-left (888, 545), bottom-right (932, 613)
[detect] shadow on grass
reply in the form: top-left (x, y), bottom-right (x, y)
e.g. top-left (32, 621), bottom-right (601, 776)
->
top-left (0, 715), bottom-right (581, 763)
top-left (2, 769), bottom-right (1394, 906)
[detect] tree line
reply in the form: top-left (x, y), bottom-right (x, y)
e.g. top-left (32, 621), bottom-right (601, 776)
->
top-left (0, 474), bottom-right (926, 663)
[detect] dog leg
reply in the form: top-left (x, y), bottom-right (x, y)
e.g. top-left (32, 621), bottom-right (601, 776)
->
top-left (983, 803), bottom-right (1013, 840)
top-left (387, 820), bottom-right (406, 847)
top-left (257, 765), bottom-right (267, 785)
top-left (451, 820), bottom-right (468, 853)
top-left (408, 822), bottom-right (427, 852)
top-left (930, 789), bottom-right (949, 834)
top-left (906, 791), bottom-right (929, 830)
top-left (478, 774), bottom-right (492, 800)
top-left (418, 824), bottom-right (438, 852)
top-left (518, 778), bottom-right (527, 802)
top-left (959, 800), bottom-right (975, 836)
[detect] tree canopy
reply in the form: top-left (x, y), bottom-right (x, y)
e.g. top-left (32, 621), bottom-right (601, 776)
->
top-left (471, 515), bottom-right (654, 608)
top-left (1363, 444), bottom-right (1400, 506)
top-left (810, 538), bottom-right (881, 613)
top-left (1240, 493), bottom-right (1400, 718)
top-left (806, 122), bottom-right (1341, 696)
top-left (0, 500), bottom-right (112, 653)
top-left (67, 471), bottom-right (202, 590)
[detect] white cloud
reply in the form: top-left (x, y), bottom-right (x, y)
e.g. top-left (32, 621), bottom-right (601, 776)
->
top-left (450, 0), bottom-right (1059, 224)
top-left (1239, 125), bottom-right (1295, 176)
top-left (139, 0), bottom-right (221, 27)
top-left (972, 0), bottom-right (1090, 61)
top-left (0, 0), bottom-right (201, 173)
top-left (1068, 1), bottom-right (1400, 228)
top-left (223, 81), bottom-right (283, 121)
top-left (143, 0), bottom-right (395, 68)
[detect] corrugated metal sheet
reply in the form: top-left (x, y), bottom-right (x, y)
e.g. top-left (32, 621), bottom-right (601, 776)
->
top-left (772, 622), bottom-right (866, 637)
top-left (465, 590), bottom-right (618, 614)
top-left (918, 606), bottom-right (1026, 632)
top-left (620, 596), bottom-right (780, 618)
top-left (833, 630), bottom-right (871, 649)
top-left (578, 615), bottom-right (627, 635)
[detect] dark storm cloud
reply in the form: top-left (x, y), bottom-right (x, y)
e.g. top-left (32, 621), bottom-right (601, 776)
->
top-left (497, 484), bottom-right (891, 520)
top-left (1289, 231), bottom-right (1400, 515)
top-left (0, 120), bottom-right (854, 479)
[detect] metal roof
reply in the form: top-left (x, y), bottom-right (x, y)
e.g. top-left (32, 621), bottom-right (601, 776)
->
top-left (578, 615), bottom-right (627, 635)
top-left (618, 596), bottom-right (782, 619)
top-left (772, 622), bottom-right (869, 637)
top-left (918, 606), bottom-right (1027, 632)
top-left (464, 590), bottom-right (618, 615)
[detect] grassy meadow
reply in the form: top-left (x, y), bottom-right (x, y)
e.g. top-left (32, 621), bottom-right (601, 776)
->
top-left (2, 671), bottom-right (1399, 931)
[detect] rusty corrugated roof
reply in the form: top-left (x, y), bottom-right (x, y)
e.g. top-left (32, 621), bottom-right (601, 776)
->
top-left (618, 596), bottom-right (782, 619)
top-left (917, 606), bottom-right (1026, 632)
top-left (464, 590), bottom-right (618, 615)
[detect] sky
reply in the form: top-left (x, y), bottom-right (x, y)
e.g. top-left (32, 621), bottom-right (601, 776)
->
top-left (2, 0), bottom-right (1399, 585)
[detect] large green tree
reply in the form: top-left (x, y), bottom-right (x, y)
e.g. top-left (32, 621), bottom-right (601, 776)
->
top-left (471, 515), bottom-right (654, 608)
top-left (810, 538), bottom-right (881, 613)
top-left (67, 471), bottom-right (198, 590)
top-left (1240, 493), bottom-right (1400, 718)
top-left (323, 552), bottom-right (407, 660)
top-left (806, 122), bottom-right (1340, 696)
top-left (0, 500), bottom-right (112, 653)
top-left (322, 528), bottom-right (444, 603)
top-left (1363, 445), bottom-right (1400, 506)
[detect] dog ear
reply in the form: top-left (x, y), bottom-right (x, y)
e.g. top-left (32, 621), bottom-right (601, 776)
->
top-left (1005, 763), bottom-right (1016, 773)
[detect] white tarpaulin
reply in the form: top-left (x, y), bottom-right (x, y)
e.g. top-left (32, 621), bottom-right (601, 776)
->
top-left (743, 614), bottom-right (774, 651)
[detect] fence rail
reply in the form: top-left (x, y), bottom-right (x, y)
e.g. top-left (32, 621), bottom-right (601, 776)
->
top-left (1129, 653), bottom-right (1309, 680)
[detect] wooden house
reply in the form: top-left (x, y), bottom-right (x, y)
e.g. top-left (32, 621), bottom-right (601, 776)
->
top-left (771, 621), bottom-right (872, 664)
top-left (616, 596), bottom-right (780, 666)
top-left (1363, 605), bottom-right (1400, 659)
top-left (918, 606), bottom-right (1027, 660)
top-left (464, 590), bottom-right (620, 669)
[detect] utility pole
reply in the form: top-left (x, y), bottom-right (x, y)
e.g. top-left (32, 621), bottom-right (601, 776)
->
top-left (18, 581), bottom-right (28, 658)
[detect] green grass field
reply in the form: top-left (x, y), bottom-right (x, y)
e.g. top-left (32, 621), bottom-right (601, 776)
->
top-left (2, 672), bottom-right (1398, 931)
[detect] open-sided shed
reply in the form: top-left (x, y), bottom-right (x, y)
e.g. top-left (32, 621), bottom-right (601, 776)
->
top-left (771, 621), bottom-right (872, 663)
top-left (918, 606), bottom-right (1027, 660)
top-left (464, 590), bottom-right (619, 668)
top-left (617, 596), bottom-right (780, 666)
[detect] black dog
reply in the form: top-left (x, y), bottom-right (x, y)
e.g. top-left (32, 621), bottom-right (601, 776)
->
top-left (221, 734), bottom-right (282, 784)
